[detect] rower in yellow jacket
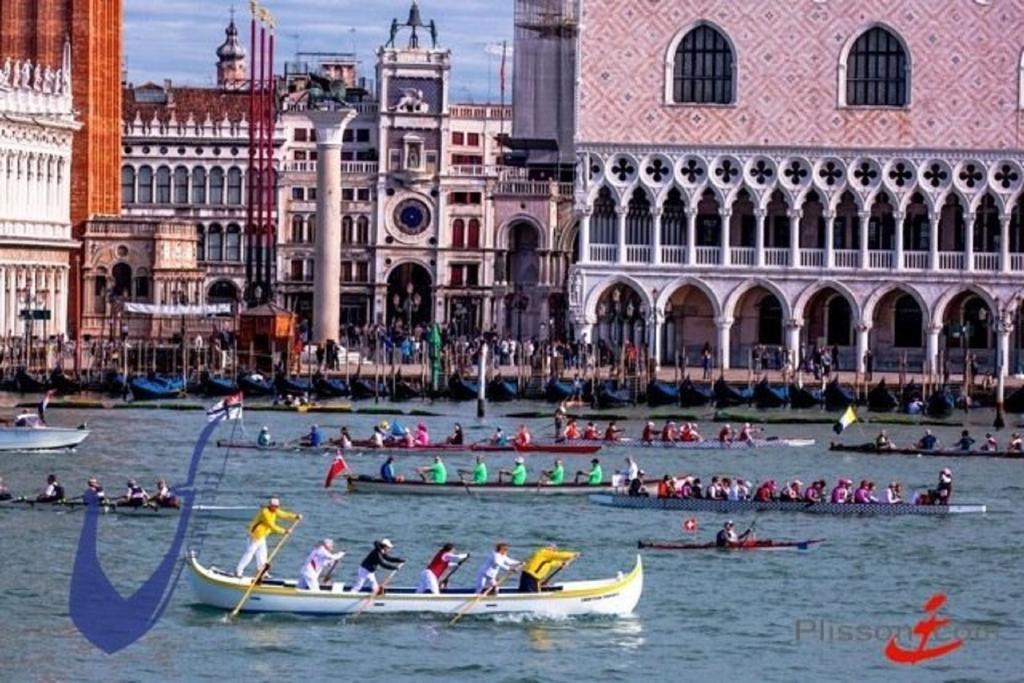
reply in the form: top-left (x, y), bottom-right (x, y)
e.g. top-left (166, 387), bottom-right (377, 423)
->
top-left (518, 546), bottom-right (579, 592)
top-left (235, 497), bottom-right (301, 577)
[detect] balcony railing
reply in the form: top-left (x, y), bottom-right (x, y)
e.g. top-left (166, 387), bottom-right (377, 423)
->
top-left (868, 250), bottom-right (895, 269)
top-left (800, 249), bottom-right (824, 268)
top-left (661, 246), bottom-right (686, 264)
top-left (695, 246), bottom-right (720, 265)
top-left (834, 249), bottom-right (860, 269)
top-left (1013, 253), bottom-right (1024, 272)
top-left (974, 252), bottom-right (999, 271)
top-left (730, 247), bottom-right (755, 266)
top-left (764, 248), bottom-right (789, 267)
top-left (939, 252), bottom-right (964, 270)
top-left (589, 244), bottom-right (617, 263)
top-left (626, 246), bottom-right (650, 263)
top-left (903, 251), bottom-right (929, 270)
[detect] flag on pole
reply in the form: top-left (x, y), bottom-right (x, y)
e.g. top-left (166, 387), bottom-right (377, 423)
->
top-left (833, 406), bottom-right (857, 435)
top-left (324, 454), bottom-right (348, 488)
top-left (38, 389), bottom-right (57, 423)
top-left (682, 517), bottom-right (698, 533)
top-left (207, 392), bottom-right (244, 422)
top-left (499, 40), bottom-right (508, 105)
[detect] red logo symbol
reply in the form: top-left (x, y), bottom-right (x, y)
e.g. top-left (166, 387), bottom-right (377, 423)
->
top-left (682, 518), bottom-right (698, 533)
top-left (884, 594), bottom-right (964, 665)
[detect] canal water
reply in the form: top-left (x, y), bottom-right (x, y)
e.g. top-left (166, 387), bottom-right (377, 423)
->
top-left (0, 401), bottom-right (1019, 681)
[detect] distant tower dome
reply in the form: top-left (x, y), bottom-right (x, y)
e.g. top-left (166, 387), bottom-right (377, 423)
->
top-left (216, 14), bottom-right (247, 89)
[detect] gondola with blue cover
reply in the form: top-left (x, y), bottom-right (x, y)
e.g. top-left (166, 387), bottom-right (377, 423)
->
top-left (823, 378), bottom-right (854, 412)
top-left (753, 378), bottom-right (788, 408)
top-left (274, 373), bottom-right (313, 396)
top-left (14, 368), bottom-right (47, 394)
top-left (646, 380), bottom-right (680, 407)
top-left (487, 377), bottom-right (519, 402)
top-left (866, 379), bottom-right (899, 412)
top-left (350, 377), bottom-right (388, 400)
top-left (237, 372), bottom-right (274, 396)
top-left (129, 374), bottom-right (185, 400)
top-left (787, 383), bottom-right (823, 409)
top-left (49, 368), bottom-right (81, 395)
top-left (678, 378), bottom-right (713, 407)
top-left (925, 387), bottom-right (955, 418)
top-left (447, 374), bottom-right (479, 401)
top-left (313, 374), bottom-right (350, 398)
top-left (713, 378), bottom-right (752, 408)
top-left (595, 380), bottom-right (635, 409)
top-left (201, 372), bottom-right (239, 397)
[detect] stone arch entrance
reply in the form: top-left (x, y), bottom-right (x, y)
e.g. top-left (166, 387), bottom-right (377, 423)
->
top-left (386, 262), bottom-right (433, 330)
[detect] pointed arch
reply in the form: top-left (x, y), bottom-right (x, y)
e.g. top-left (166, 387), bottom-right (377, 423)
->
top-left (655, 276), bottom-right (723, 319)
top-left (583, 274), bottom-right (654, 323)
top-left (665, 21), bottom-right (737, 105)
top-left (792, 280), bottom-right (862, 323)
top-left (839, 23), bottom-right (911, 107)
top-left (931, 285), bottom-right (998, 329)
top-left (722, 279), bottom-right (792, 322)
top-left (862, 282), bottom-right (929, 326)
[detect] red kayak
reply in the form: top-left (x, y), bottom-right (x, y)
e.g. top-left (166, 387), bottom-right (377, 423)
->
top-left (637, 538), bottom-right (824, 551)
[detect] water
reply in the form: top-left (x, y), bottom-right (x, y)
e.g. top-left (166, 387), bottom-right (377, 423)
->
top-left (1, 401), bottom-right (1021, 681)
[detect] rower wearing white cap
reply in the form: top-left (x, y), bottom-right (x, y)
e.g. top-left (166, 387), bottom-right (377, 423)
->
top-left (256, 425), bottom-right (272, 448)
top-left (641, 420), bottom-right (656, 445)
top-left (715, 520), bottom-right (751, 547)
top-left (235, 497), bottom-right (301, 577)
top-left (499, 456), bottom-right (528, 486)
top-left (297, 538), bottom-right (345, 591)
top-left (931, 468), bottom-right (953, 504)
top-left (352, 539), bottom-right (405, 595)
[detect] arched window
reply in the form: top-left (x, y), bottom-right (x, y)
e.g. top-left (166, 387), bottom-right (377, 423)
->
top-left (452, 219), bottom-right (465, 248)
top-left (192, 167), bottom-right (207, 204)
top-left (845, 26), bottom-right (908, 107)
top-left (225, 224), bottom-right (242, 261)
top-left (121, 166), bottom-right (136, 204)
top-left (196, 224), bottom-right (206, 262)
top-left (757, 294), bottom-right (783, 345)
top-left (291, 215), bottom-right (305, 243)
top-left (341, 216), bottom-right (353, 244)
top-left (672, 24), bottom-right (735, 104)
top-left (467, 219), bottom-right (481, 248)
top-left (226, 167), bottom-right (242, 204)
top-left (111, 263), bottom-right (133, 297)
top-left (207, 223), bottom-right (224, 261)
top-left (590, 187), bottom-right (617, 245)
top-left (208, 280), bottom-right (239, 304)
top-left (357, 216), bottom-right (370, 244)
top-left (137, 166), bottom-right (153, 203)
top-left (155, 166), bottom-right (171, 203)
top-left (893, 294), bottom-right (923, 347)
top-left (173, 166), bottom-right (189, 203)
top-left (209, 167), bottom-right (225, 204)
top-left (308, 215), bottom-right (316, 243)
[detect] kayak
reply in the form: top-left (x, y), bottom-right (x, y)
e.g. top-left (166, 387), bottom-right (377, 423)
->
top-left (187, 552), bottom-right (643, 617)
top-left (346, 475), bottom-right (655, 496)
top-left (638, 538), bottom-right (824, 551)
top-left (589, 494), bottom-right (987, 515)
top-left (829, 442), bottom-right (1024, 460)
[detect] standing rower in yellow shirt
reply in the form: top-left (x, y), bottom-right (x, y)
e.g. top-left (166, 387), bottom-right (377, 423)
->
top-left (235, 497), bottom-right (302, 577)
top-left (518, 546), bottom-right (579, 592)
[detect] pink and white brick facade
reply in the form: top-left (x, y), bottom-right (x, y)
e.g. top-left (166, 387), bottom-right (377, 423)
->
top-left (570, 0), bottom-right (1024, 376)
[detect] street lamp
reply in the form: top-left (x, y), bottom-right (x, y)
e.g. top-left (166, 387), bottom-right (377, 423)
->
top-left (392, 281), bottom-right (421, 331)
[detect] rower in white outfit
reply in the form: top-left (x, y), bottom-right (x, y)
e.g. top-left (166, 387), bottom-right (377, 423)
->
top-left (416, 543), bottom-right (468, 594)
top-left (475, 542), bottom-right (522, 593)
top-left (297, 538), bottom-right (345, 591)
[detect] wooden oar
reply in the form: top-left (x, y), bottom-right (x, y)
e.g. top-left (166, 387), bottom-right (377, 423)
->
top-left (540, 554), bottom-right (579, 588)
top-left (227, 519), bottom-right (301, 620)
top-left (449, 571), bottom-right (514, 626)
top-left (439, 553), bottom-right (471, 590)
top-left (348, 566), bottom-right (402, 621)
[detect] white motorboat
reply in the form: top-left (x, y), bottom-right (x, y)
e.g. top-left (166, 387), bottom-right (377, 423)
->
top-left (0, 425), bottom-right (90, 452)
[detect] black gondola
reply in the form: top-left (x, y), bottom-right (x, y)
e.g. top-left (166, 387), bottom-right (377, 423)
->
top-left (753, 378), bottom-right (788, 408)
top-left (1004, 386), bottom-right (1024, 414)
top-left (447, 375), bottom-right (479, 401)
top-left (274, 373), bottom-right (313, 396)
top-left (202, 372), bottom-right (239, 397)
top-left (391, 379), bottom-right (421, 401)
top-left (14, 368), bottom-right (47, 394)
top-left (545, 378), bottom-right (574, 402)
top-left (713, 378), bottom-right (752, 408)
top-left (49, 368), bottom-right (81, 394)
top-left (866, 379), bottom-right (899, 412)
top-left (596, 380), bottom-right (635, 409)
top-left (487, 378), bottom-right (519, 402)
top-left (823, 378), bottom-right (854, 412)
top-left (788, 383), bottom-right (823, 409)
top-left (678, 378), bottom-right (713, 407)
top-left (313, 375), bottom-right (350, 398)
top-left (350, 378), bottom-right (388, 400)
top-left (925, 388), bottom-right (955, 418)
top-left (237, 372), bottom-right (274, 396)
top-left (646, 380), bottom-right (680, 407)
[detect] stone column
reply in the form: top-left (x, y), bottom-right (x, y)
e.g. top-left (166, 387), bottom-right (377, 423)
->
top-left (651, 208), bottom-right (662, 265)
top-left (1000, 213), bottom-right (1012, 273)
top-left (649, 309), bottom-right (663, 369)
top-left (309, 109), bottom-right (357, 347)
top-left (855, 321), bottom-right (872, 374)
top-left (929, 213), bottom-right (940, 271)
top-left (754, 209), bottom-right (766, 268)
top-left (616, 207), bottom-right (627, 265)
top-left (0, 267), bottom-right (6, 337)
top-left (997, 322), bottom-right (1012, 379)
top-left (686, 209), bottom-right (697, 266)
top-left (715, 317), bottom-right (733, 371)
top-left (720, 209), bottom-right (731, 267)
top-left (858, 211), bottom-right (870, 269)
top-left (926, 324), bottom-right (942, 377)
top-left (579, 208), bottom-right (591, 264)
top-left (894, 211), bottom-right (905, 271)
top-left (789, 210), bottom-right (801, 268)
top-left (824, 213), bottom-right (836, 269)
top-left (785, 318), bottom-right (803, 368)
top-left (963, 209), bottom-right (974, 272)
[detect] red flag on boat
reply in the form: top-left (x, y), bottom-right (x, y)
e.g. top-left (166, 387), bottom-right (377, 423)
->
top-left (682, 518), bottom-right (698, 533)
top-left (324, 454), bottom-right (348, 488)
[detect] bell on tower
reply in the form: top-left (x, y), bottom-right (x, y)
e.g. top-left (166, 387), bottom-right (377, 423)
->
top-left (216, 10), bottom-right (248, 89)
top-left (386, 1), bottom-right (439, 50)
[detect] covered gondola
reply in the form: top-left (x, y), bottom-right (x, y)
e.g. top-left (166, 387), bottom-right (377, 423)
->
top-left (313, 375), bottom-right (350, 398)
top-left (866, 379), bottom-right (898, 412)
top-left (1004, 385), bottom-right (1024, 414)
top-left (646, 380), bottom-right (680, 407)
top-left (823, 378), bottom-right (854, 412)
top-left (391, 379), bottom-right (421, 401)
top-left (595, 380), bottom-right (635, 409)
top-left (129, 375), bottom-right (185, 400)
top-left (274, 373), bottom-right (313, 396)
top-left (925, 387), bottom-right (955, 418)
top-left (487, 377), bottom-right (519, 402)
top-left (48, 368), bottom-right (81, 395)
top-left (752, 378), bottom-right (788, 408)
top-left (447, 374), bottom-right (479, 401)
top-left (201, 372), bottom-right (239, 397)
top-left (713, 378), bottom-right (752, 408)
top-left (678, 378), bottom-right (713, 407)
top-left (237, 372), bottom-right (274, 397)
top-left (13, 369), bottom-right (47, 394)
top-left (545, 378), bottom-right (575, 402)
top-left (350, 377), bottom-right (388, 400)
top-left (787, 383), bottom-right (823, 409)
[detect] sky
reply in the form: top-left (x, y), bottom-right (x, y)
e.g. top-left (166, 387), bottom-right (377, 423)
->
top-left (124, 0), bottom-right (514, 102)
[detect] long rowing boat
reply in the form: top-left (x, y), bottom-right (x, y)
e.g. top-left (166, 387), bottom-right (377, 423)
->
top-left (615, 438), bottom-right (815, 450)
top-left (0, 498), bottom-right (254, 518)
top-left (187, 552), bottom-right (643, 617)
top-left (829, 443), bottom-right (1024, 460)
top-left (215, 439), bottom-right (602, 456)
top-left (345, 475), bottom-right (656, 496)
top-left (589, 494), bottom-right (986, 515)
top-left (638, 538), bottom-right (824, 551)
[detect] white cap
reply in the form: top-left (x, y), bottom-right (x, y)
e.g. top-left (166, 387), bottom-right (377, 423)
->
top-left (321, 538), bottom-right (334, 549)
top-left (269, 497), bottom-right (280, 507)
top-left (515, 456), bottom-right (525, 464)
top-left (941, 467), bottom-right (952, 476)
top-left (380, 538), bottom-right (394, 548)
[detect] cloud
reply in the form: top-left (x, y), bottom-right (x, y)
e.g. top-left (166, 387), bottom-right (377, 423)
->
top-left (124, 0), bottom-right (513, 100)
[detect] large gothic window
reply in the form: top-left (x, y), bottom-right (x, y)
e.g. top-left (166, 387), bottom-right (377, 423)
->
top-left (155, 166), bottom-right (171, 203)
top-left (226, 167), bottom-right (243, 205)
top-left (209, 167), bottom-right (225, 204)
top-left (173, 166), bottom-right (189, 204)
top-left (192, 167), bottom-right (207, 204)
top-left (138, 166), bottom-right (153, 203)
top-left (845, 26), bottom-right (908, 107)
top-left (672, 24), bottom-right (735, 105)
top-left (121, 166), bottom-right (136, 204)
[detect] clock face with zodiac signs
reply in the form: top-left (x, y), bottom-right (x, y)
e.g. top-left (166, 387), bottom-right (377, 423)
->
top-left (393, 198), bottom-right (432, 236)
